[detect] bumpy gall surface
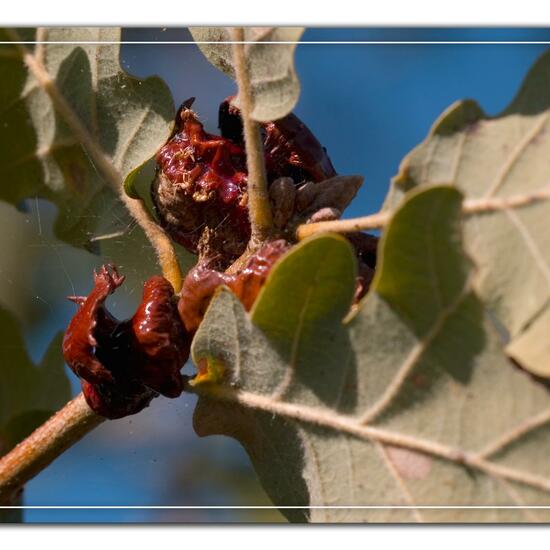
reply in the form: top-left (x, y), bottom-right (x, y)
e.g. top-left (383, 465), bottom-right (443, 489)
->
top-left (132, 276), bottom-right (190, 398)
top-left (152, 98), bottom-right (337, 269)
top-left (62, 266), bottom-right (189, 419)
top-left (153, 99), bottom-right (250, 267)
top-left (64, 97), bottom-right (380, 417)
top-left (62, 265), bottom-right (125, 386)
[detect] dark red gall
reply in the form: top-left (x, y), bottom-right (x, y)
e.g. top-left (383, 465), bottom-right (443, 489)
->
top-left (178, 240), bottom-right (291, 333)
top-left (62, 265), bottom-right (189, 419)
top-left (152, 98), bottom-right (337, 269)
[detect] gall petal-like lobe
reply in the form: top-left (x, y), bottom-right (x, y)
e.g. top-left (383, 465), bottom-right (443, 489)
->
top-left (63, 267), bottom-right (189, 419)
top-left (132, 276), bottom-right (190, 398)
top-left (178, 240), bottom-right (291, 333)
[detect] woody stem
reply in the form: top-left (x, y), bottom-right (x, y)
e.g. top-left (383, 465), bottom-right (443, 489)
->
top-left (0, 393), bottom-right (104, 505)
top-left (230, 27), bottom-right (274, 247)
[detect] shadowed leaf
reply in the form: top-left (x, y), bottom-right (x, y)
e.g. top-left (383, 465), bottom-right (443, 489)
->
top-left (0, 307), bottom-right (70, 455)
top-left (191, 186), bottom-right (550, 523)
top-left (0, 27), bottom-right (174, 249)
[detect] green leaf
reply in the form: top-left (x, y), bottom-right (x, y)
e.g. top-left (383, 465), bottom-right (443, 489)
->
top-left (0, 307), bottom-right (70, 455)
top-left (189, 27), bottom-right (304, 121)
top-left (384, 50), bottom-right (550, 378)
top-left (0, 27), bottom-right (174, 249)
top-left (191, 185), bottom-right (550, 522)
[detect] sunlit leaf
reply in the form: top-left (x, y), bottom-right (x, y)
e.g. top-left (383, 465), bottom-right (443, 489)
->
top-left (190, 27), bottom-right (304, 121)
top-left (384, 50), bottom-right (550, 377)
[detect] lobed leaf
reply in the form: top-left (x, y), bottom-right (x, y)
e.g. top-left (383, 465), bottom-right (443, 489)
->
top-left (0, 27), bottom-right (174, 249)
top-left (189, 27), bottom-right (304, 121)
top-left (191, 185), bottom-right (550, 522)
top-left (384, 50), bottom-right (550, 377)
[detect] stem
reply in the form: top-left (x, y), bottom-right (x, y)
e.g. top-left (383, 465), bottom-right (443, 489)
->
top-left (297, 211), bottom-right (391, 240)
top-left (8, 29), bottom-right (183, 292)
top-left (119, 194), bottom-right (183, 292)
top-left (296, 186), bottom-right (550, 240)
top-left (230, 27), bottom-right (274, 246)
top-left (0, 394), bottom-right (104, 505)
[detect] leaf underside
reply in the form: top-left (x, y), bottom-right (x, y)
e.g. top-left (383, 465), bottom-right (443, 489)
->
top-left (0, 27), bottom-right (174, 250)
top-left (384, 50), bottom-right (550, 378)
top-left (189, 27), bottom-right (304, 122)
top-left (191, 184), bottom-right (550, 522)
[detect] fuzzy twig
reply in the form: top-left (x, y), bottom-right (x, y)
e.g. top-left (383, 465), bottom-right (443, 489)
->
top-left (296, 186), bottom-right (550, 240)
top-left (0, 394), bottom-right (104, 505)
top-left (8, 28), bottom-right (183, 292)
top-left (119, 194), bottom-right (183, 292)
top-left (297, 211), bottom-right (391, 239)
top-left (230, 27), bottom-right (274, 247)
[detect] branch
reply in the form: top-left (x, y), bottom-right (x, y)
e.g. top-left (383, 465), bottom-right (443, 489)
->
top-left (0, 393), bottom-right (104, 505)
top-left (230, 27), bottom-right (274, 246)
top-left (296, 186), bottom-right (550, 240)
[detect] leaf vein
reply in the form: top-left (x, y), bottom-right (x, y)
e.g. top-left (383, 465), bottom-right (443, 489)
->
top-left (375, 442), bottom-right (423, 522)
top-left (192, 384), bottom-right (550, 496)
top-left (359, 277), bottom-right (472, 425)
top-left (486, 112), bottom-right (550, 197)
top-left (476, 407), bottom-right (550, 459)
top-left (504, 208), bottom-right (550, 288)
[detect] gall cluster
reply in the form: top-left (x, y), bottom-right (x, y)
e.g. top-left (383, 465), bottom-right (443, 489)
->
top-left (62, 98), bottom-right (377, 418)
top-left (152, 97), bottom-right (336, 269)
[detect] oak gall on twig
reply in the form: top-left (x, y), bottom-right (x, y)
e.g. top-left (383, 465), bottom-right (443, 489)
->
top-left (62, 266), bottom-right (189, 419)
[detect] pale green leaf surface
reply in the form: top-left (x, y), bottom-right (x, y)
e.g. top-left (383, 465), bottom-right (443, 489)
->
top-left (506, 307), bottom-right (550, 377)
top-left (384, 51), bottom-right (550, 376)
top-left (191, 186), bottom-right (550, 522)
top-left (189, 27), bottom-right (304, 121)
top-left (0, 27), bottom-right (174, 249)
